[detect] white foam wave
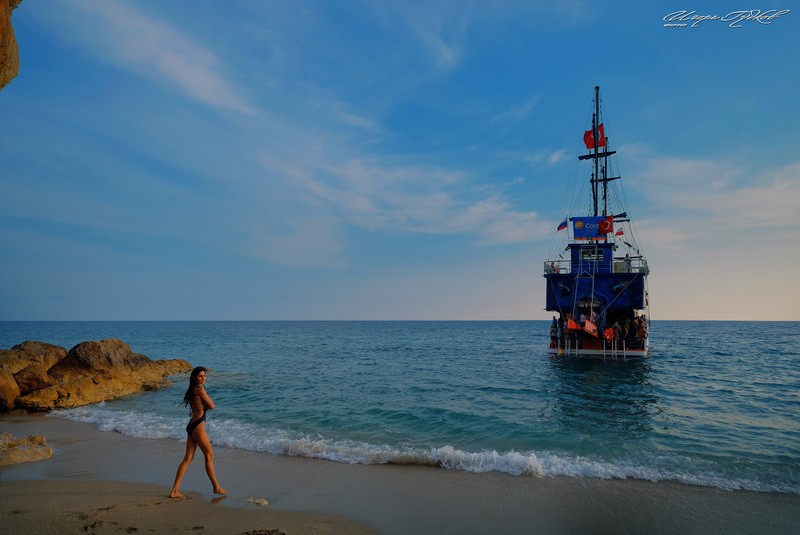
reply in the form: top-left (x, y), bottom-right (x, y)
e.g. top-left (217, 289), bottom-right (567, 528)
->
top-left (50, 405), bottom-right (186, 441)
top-left (50, 407), bottom-right (800, 495)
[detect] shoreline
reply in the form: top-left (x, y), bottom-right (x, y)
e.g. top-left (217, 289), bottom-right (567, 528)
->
top-left (2, 413), bottom-right (799, 534)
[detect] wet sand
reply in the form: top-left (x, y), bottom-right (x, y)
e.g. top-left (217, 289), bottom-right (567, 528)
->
top-left (1, 413), bottom-right (799, 534)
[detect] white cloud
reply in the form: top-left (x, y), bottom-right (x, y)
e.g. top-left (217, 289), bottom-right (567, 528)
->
top-left (492, 95), bottom-right (541, 123)
top-left (633, 149), bottom-right (800, 232)
top-left (337, 111), bottom-right (382, 132)
top-left (525, 148), bottom-right (567, 168)
top-left (260, 146), bottom-right (541, 248)
top-left (448, 197), bottom-right (540, 245)
top-left (67, 0), bottom-right (254, 114)
top-left (375, 1), bottom-right (471, 72)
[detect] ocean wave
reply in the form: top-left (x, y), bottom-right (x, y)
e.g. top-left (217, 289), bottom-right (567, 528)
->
top-left (50, 406), bottom-right (800, 495)
top-left (50, 404), bottom-right (185, 441)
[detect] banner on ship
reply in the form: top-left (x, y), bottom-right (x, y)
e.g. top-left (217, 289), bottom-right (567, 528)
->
top-left (572, 216), bottom-right (613, 239)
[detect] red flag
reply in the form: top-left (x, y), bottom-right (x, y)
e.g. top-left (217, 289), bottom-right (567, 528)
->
top-left (585, 320), bottom-right (598, 337)
top-left (583, 123), bottom-right (606, 149)
top-left (598, 215), bottom-right (613, 235)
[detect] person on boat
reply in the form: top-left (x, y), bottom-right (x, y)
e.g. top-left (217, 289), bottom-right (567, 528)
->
top-left (624, 253), bottom-right (632, 272)
top-left (635, 317), bottom-right (648, 339)
top-left (170, 366), bottom-right (227, 499)
top-left (550, 323), bottom-right (558, 348)
top-left (549, 261), bottom-right (559, 273)
top-left (579, 311), bottom-right (587, 328)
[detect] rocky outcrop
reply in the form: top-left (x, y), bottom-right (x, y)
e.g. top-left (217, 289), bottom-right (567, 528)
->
top-left (0, 432), bottom-right (53, 466)
top-left (0, 365), bottom-right (20, 411)
top-left (1, 341), bottom-right (66, 375)
top-left (0, 339), bottom-right (192, 412)
top-left (0, 0), bottom-right (23, 91)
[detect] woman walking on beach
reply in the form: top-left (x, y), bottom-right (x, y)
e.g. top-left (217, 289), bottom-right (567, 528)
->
top-left (170, 366), bottom-right (227, 498)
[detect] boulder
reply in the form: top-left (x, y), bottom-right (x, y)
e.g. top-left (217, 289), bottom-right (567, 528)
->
top-left (0, 365), bottom-right (21, 411)
top-left (0, 339), bottom-right (192, 412)
top-left (0, 432), bottom-right (53, 467)
top-left (14, 361), bottom-right (55, 395)
top-left (0, 0), bottom-right (23, 91)
top-left (19, 359), bottom-right (191, 411)
top-left (0, 341), bottom-right (67, 374)
top-left (49, 339), bottom-right (150, 380)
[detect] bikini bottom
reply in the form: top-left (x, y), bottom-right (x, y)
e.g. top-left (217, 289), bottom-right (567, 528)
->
top-left (186, 413), bottom-right (206, 436)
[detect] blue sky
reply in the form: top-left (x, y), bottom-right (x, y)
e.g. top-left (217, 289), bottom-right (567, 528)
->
top-left (1, 0), bottom-right (798, 321)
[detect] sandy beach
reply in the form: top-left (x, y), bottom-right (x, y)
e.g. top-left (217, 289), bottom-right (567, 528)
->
top-left (2, 413), bottom-right (799, 534)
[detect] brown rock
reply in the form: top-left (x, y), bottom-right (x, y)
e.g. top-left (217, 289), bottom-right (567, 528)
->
top-left (0, 432), bottom-right (53, 467)
top-left (19, 358), bottom-right (192, 411)
top-left (13, 361), bottom-right (55, 395)
top-left (0, 0), bottom-right (23, 91)
top-left (1, 339), bottom-right (192, 412)
top-left (49, 339), bottom-right (149, 375)
top-left (0, 341), bottom-right (67, 374)
top-left (0, 366), bottom-right (21, 410)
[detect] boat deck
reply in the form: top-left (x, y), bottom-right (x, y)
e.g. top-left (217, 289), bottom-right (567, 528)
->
top-left (548, 337), bottom-right (649, 359)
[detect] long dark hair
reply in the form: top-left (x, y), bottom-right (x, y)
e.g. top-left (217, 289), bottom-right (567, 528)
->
top-left (182, 366), bottom-right (207, 407)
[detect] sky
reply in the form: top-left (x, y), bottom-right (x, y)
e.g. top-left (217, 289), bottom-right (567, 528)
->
top-left (1, 0), bottom-right (798, 321)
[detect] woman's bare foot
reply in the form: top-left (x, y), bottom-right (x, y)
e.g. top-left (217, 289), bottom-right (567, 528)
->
top-left (169, 491), bottom-right (185, 499)
top-left (213, 487), bottom-right (228, 495)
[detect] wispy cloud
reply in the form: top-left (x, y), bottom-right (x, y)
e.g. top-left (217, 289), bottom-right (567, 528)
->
top-left (492, 95), bottom-right (541, 123)
top-left (66, 0), bottom-right (254, 114)
top-left (444, 196), bottom-right (541, 245)
top-left (525, 148), bottom-right (567, 168)
top-left (637, 154), bottom-right (800, 229)
top-left (261, 147), bottom-right (540, 249)
top-left (388, 2), bottom-right (472, 72)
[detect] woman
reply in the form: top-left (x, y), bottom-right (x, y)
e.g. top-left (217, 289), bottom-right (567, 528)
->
top-left (169, 366), bottom-right (227, 498)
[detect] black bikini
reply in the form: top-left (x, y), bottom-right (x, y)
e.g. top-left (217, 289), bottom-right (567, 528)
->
top-left (185, 391), bottom-right (206, 436)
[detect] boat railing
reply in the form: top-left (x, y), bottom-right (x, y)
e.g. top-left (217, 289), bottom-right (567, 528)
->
top-left (545, 258), bottom-right (649, 275)
top-left (613, 258), bottom-right (649, 274)
top-left (543, 260), bottom-right (570, 274)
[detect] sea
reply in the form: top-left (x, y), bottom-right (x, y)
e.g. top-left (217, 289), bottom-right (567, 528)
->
top-left (2, 320), bottom-right (798, 495)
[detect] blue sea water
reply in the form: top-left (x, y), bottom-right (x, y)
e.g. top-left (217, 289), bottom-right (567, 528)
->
top-left (2, 321), bottom-right (799, 495)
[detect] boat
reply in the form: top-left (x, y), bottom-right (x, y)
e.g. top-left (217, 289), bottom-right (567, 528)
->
top-left (543, 86), bottom-right (650, 359)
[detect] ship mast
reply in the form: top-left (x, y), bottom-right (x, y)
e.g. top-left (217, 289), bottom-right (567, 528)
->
top-left (592, 85), bottom-right (600, 217)
top-left (578, 86), bottom-right (619, 224)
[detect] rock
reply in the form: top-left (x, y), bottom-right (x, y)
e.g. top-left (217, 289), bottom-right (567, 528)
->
top-left (0, 339), bottom-right (192, 412)
top-left (0, 341), bottom-right (67, 375)
top-left (19, 359), bottom-right (190, 411)
top-left (49, 339), bottom-right (150, 379)
top-left (0, 432), bottom-right (53, 466)
top-left (245, 497), bottom-right (270, 507)
top-left (1, 342), bottom-right (65, 406)
top-left (13, 361), bottom-right (55, 395)
top-left (0, 0), bottom-right (23, 91)
top-left (0, 366), bottom-right (21, 411)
